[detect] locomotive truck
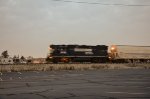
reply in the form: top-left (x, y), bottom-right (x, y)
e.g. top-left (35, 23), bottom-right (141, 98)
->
top-left (46, 44), bottom-right (108, 63)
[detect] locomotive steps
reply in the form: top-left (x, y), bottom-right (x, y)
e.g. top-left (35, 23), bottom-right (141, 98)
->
top-left (0, 63), bottom-right (150, 72)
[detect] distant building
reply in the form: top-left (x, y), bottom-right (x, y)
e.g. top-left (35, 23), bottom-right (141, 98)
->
top-left (13, 56), bottom-right (20, 64)
top-left (0, 56), bottom-right (14, 64)
top-left (26, 56), bottom-right (33, 63)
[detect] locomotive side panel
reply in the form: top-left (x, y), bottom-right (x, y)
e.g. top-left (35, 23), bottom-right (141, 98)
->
top-left (47, 45), bottom-right (108, 63)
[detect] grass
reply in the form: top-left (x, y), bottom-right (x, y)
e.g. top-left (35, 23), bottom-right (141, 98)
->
top-left (0, 63), bottom-right (150, 72)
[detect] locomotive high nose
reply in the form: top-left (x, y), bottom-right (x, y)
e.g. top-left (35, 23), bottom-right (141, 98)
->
top-left (110, 45), bottom-right (117, 52)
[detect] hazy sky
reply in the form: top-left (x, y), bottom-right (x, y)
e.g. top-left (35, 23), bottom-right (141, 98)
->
top-left (0, 0), bottom-right (150, 57)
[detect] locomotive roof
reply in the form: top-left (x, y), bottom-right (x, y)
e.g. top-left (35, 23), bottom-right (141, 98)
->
top-left (50, 45), bottom-right (108, 48)
top-left (50, 44), bottom-right (107, 46)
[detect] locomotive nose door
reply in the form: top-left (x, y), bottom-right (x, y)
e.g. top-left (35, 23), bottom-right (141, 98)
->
top-left (110, 45), bottom-right (117, 59)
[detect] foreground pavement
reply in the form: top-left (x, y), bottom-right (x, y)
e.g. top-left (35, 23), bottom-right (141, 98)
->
top-left (0, 69), bottom-right (150, 99)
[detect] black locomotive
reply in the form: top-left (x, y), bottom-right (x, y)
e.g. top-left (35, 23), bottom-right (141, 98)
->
top-left (46, 45), bottom-right (108, 63)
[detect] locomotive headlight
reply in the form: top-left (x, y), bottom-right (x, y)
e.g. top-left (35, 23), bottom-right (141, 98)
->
top-left (111, 47), bottom-right (115, 50)
top-left (110, 45), bottom-right (117, 52)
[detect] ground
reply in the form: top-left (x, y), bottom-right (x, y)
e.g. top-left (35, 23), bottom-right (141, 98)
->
top-left (0, 69), bottom-right (150, 99)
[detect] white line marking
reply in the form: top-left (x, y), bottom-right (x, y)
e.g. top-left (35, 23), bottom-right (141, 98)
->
top-left (18, 72), bottom-right (22, 74)
top-left (18, 77), bottom-right (21, 79)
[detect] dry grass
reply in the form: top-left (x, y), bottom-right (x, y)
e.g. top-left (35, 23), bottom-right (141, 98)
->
top-left (0, 63), bottom-right (150, 72)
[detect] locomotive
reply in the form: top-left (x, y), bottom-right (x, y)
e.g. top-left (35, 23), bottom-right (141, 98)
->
top-left (46, 44), bottom-right (150, 63)
top-left (46, 45), bottom-right (108, 63)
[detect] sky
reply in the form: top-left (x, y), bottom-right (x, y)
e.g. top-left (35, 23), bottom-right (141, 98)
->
top-left (0, 0), bottom-right (150, 58)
